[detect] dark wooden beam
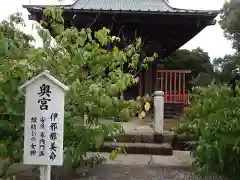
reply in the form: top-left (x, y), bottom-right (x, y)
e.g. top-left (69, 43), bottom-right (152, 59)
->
top-left (64, 11), bottom-right (213, 26)
top-left (27, 10), bottom-right (210, 58)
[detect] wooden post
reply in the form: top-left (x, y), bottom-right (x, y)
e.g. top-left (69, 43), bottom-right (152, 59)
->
top-left (139, 71), bottom-right (143, 97)
top-left (154, 91), bottom-right (164, 134)
top-left (165, 72), bottom-right (168, 102)
top-left (40, 166), bottom-right (45, 180)
top-left (183, 72), bottom-right (186, 105)
top-left (178, 72), bottom-right (181, 102)
top-left (149, 63), bottom-right (153, 95)
top-left (160, 71), bottom-right (163, 91)
top-left (170, 71), bottom-right (172, 102)
top-left (174, 72), bottom-right (177, 102)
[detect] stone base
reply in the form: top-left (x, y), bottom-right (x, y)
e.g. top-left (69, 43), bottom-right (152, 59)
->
top-left (91, 142), bottom-right (173, 155)
top-left (105, 132), bottom-right (195, 151)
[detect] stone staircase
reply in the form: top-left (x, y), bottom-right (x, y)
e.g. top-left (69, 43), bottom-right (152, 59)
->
top-left (91, 131), bottom-right (195, 156)
top-left (90, 118), bottom-right (195, 156)
top-left (164, 103), bottom-right (184, 119)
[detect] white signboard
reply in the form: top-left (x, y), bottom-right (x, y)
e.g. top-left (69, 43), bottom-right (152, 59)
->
top-left (20, 71), bottom-right (69, 166)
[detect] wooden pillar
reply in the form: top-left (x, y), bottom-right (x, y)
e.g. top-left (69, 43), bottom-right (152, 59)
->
top-left (144, 69), bottom-right (147, 95)
top-left (156, 69), bottom-right (159, 91)
top-left (144, 69), bottom-right (149, 96)
top-left (174, 72), bottom-right (177, 102)
top-left (178, 72), bottom-right (181, 102)
top-left (139, 71), bottom-right (143, 97)
top-left (165, 71), bottom-right (168, 102)
top-left (183, 72), bottom-right (186, 105)
top-left (160, 71), bottom-right (163, 91)
top-left (170, 71), bottom-right (172, 102)
top-left (143, 66), bottom-right (152, 95)
top-left (154, 64), bottom-right (158, 92)
top-left (149, 63), bottom-right (153, 95)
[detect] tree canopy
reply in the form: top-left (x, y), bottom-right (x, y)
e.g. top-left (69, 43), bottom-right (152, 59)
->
top-left (212, 0), bottom-right (240, 82)
top-left (167, 47), bottom-right (213, 76)
top-left (220, 0), bottom-right (240, 51)
top-left (213, 54), bottom-right (240, 83)
top-left (161, 47), bottom-right (213, 87)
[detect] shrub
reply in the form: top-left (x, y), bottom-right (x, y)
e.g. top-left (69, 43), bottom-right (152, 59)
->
top-left (175, 85), bottom-right (240, 179)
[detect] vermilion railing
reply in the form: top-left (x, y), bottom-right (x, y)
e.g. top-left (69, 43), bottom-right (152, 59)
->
top-left (164, 90), bottom-right (189, 105)
top-left (156, 69), bottom-right (190, 106)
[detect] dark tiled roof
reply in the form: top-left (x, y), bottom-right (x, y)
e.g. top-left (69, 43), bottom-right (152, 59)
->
top-left (65, 0), bottom-right (219, 15)
top-left (22, 0), bottom-right (219, 16)
top-left (69, 0), bottom-right (173, 11)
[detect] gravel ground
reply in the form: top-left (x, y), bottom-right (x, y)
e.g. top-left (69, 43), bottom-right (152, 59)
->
top-left (78, 165), bottom-right (227, 180)
top-left (9, 164), bottom-right (228, 180)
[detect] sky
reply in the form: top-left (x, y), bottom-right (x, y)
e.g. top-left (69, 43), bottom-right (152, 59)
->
top-left (0, 0), bottom-right (235, 59)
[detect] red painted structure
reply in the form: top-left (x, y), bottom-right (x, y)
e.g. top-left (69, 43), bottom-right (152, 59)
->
top-left (156, 70), bottom-right (191, 106)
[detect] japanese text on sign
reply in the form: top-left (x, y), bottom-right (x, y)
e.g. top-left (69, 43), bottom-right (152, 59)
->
top-left (30, 117), bottom-right (37, 156)
top-left (38, 84), bottom-right (51, 110)
top-left (49, 113), bottom-right (58, 161)
top-left (39, 117), bottom-right (46, 157)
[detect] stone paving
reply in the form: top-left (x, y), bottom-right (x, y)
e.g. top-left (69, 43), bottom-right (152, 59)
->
top-left (9, 163), bottom-right (227, 180)
top-left (86, 151), bottom-right (194, 167)
top-left (121, 117), bottom-right (182, 133)
top-left (79, 165), bottom-right (227, 180)
top-left (6, 152), bottom-right (227, 180)
top-left (122, 118), bottom-right (153, 133)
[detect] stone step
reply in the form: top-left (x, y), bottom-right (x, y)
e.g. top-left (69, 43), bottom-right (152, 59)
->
top-left (106, 132), bottom-right (168, 143)
top-left (164, 103), bottom-right (184, 110)
top-left (164, 108), bottom-right (184, 118)
top-left (164, 114), bottom-right (181, 119)
top-left (105, 132), bottom-right (195, 151)
top-left (164, 112), bottom-right (182, 116)
top-left (165, 108), bottom-right (183, 111)
top-left (172, 140), bottom-right (196, 151)
top-left (165, 103), bottom-right (184, 108)
top-left (164, 105), bottom-right (183, 110)
top-left (93, 142), bottom-right (173, 155)
top-left (164, 108), bottom-right (183, 112)
top-left (164, 110), bottom-right (181, 114)
top-left (164, 110), bottom-right (183, 118)
top-left (150, 113), bottom-right (180, 119)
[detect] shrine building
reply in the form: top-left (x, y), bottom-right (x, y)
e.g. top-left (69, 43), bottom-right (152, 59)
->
top-left (23, 0), bottom-right (218, 116)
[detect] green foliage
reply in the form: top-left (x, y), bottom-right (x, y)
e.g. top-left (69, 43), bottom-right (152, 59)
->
top-left (213, 54), bottom-right (240, 83)
top-left (0, 6), bottom-right (155, 176)
top-left (167, 47), bottom-right (213, 76)
top-left (164, 47), bottom-right (213, 88)
top-left (215, 0), bottom-right (240, 84)
top-left (110, 99), bottom-right (139, 122)
top-left (220, 0), bottom-right (240, 51)
top-left (0, 13), bottom-right (34, 169)
top-left (175, 85), bottom-right (240, 179)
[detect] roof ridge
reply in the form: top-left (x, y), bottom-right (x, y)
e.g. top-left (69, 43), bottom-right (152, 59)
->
top-left (163, 0), bottom-right (220, 12)
top-left (69, 0), bottom-right (80, 7)
top-left (162, 0), bottom-right (220, 13)
top-left (172, 7), bottom-right (220, 13)
top-left (70, 0), bottom-right (174, 10)
top-left (162, 0), bottom-right (174, 9)
top-left (23, 0), bottom-right (220, 14)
